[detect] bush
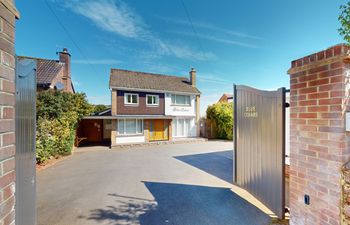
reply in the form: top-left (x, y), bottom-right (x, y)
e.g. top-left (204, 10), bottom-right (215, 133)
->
top-left (206, 102), bottom-right (233, 140)
top-left (36, 91), bottom-right (93, 163)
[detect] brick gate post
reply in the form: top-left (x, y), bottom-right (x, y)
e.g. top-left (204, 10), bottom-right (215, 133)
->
top-left (0, 1), bottom-right (19, 224)
top-left (288, 44), bottom-right (350, 225)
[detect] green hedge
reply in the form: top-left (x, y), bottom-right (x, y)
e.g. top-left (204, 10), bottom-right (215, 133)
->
top-left (36, 91), bottom-right (93, 163)
top-left (206, 102), bottom-right (233, 140)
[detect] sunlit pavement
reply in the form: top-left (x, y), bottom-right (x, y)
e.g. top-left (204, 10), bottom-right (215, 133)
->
top-left (37, 140), bottom-right (271, 225)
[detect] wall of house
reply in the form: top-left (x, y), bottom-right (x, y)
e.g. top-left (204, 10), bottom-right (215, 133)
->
top-left (164, 93), bottom-right (196, 117)
top-left (103, 119), bottom-right (111, 140)
top-left (288, 44), bottom-right (350, 225)
top-left (0, 1), bottom-right (19, 224)
top-left (115, 135), bottom-right (145, 144)
top-left (116, 90), bottom-right (165, 115)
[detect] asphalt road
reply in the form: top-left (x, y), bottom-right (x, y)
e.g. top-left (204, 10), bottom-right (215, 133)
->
top-left (37, 141), bottom-right (271, 225)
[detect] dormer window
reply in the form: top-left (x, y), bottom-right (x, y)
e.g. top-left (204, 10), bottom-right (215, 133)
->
top-left (124, 93), bottom-right (139, 105)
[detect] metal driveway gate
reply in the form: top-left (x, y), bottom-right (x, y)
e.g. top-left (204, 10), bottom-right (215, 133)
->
top-left (15, 57), bottom-right (36, 225)
top-left (233, 85), bottom-right (286, 219)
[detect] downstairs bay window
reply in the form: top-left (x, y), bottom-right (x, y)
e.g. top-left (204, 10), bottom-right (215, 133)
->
top-left (118, 119), bottom-right (143, 135)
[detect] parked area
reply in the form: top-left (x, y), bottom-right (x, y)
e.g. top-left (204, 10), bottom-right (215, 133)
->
top-left (37, 141), bottom-right (272, 225)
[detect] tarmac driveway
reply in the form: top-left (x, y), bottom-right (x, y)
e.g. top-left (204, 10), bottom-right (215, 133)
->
top-left (37, 141), bottom-right (271, 225)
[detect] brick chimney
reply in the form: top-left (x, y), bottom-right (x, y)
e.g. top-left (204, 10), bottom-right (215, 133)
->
top-left (58, 48), bottom-right (72, 92)
top-left (189, 68), bottom-right (196, 87)
top-left (59, 48), bottom-right (71, 80)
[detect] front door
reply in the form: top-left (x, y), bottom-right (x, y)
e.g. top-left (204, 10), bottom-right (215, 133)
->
top-left (149, 120), bottom-right (167, 141)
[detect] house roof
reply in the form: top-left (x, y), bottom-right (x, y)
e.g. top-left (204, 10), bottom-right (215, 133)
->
top-left (109, 69), bottom-right (201, 94)
top-left (18, 56), bottom-right (64, 86)
top-left (223, 93), bottom-right (233, 98)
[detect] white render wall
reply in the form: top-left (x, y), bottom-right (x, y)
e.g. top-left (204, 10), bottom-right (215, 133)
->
top-left (164, 93), bottom-right (196, 117)
top-left (115, 135), bottom-right (145, 144)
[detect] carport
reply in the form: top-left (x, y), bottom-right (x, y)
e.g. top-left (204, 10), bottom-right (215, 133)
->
top-left (76, 109), bottom-right (112, 146)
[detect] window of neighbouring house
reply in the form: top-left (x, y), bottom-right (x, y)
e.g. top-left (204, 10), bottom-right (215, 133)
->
top-left (124, 93), bottom-right (139, 105)
top-left (171, 94), bottom-right (191, 106)
top-left (146, 95), bottom-right (159, 106)
top-left (118, 119), bottom-right (143, 135)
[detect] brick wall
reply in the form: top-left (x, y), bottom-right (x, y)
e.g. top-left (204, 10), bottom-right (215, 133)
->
top-left (0, 1), bottom-right (19, 224)
top-left (116, 90), bottom-right (165, 115)
top-left (288, 44), bottom-right (350, 225)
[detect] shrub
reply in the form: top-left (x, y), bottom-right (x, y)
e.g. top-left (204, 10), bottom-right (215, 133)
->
top-left (206, 102), bottom-right (233, 140)
top-left (36, 91), bottom-right (93, 163)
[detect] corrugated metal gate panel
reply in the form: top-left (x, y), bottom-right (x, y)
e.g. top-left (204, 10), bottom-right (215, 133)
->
top-left (233, 85), bottom-right (285, 219)
top-left (15, 57), bottom-right (36, 225)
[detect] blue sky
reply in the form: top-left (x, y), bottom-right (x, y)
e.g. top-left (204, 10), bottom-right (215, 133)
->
top-left (16, 0), bottom-right (345, 115)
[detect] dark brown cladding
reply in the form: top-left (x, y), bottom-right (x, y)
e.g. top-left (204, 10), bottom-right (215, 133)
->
top-left (116, 90), bottom-right (165, 115)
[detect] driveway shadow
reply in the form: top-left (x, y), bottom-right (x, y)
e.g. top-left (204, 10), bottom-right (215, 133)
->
top-left (175, 150), bottom-right (233, 183)
top-left (80, 182), bottom-right (270, 225)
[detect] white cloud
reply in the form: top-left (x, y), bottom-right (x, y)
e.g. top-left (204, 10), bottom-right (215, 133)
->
top-left (65, 0), bottom-right (145, 38)
top-left (165, 43), bottom-right (217, 61)
top-left (72, 59), bottom-right (122, 65)
top-left (168, 31), bottom-right (257, 49)
top-left (197, 72), bottom-right (231, 84)
top-left (156, 16), bottom-right (262, 40)
top-left (61, 0), bottom-right (216, 61)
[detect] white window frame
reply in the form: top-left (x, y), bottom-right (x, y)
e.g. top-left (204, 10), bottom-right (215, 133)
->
top-left (146, 94), bottom-right (159, 106)
top-left (124, 93), bottom-right (139, 105)
top-left (172, 118), bottom-right (192, 137)
top-left (117, 119), bottom-right (143, 136)
top-left (171, 94), bottom-right (191, 106)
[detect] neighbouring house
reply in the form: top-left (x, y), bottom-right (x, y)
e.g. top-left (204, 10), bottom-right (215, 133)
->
top-left (18, 48), bottom-right (75, 93)
top-left (218, 93), bottom-right (233, 103)
top-left (77, 68), bottom-right (201, 146)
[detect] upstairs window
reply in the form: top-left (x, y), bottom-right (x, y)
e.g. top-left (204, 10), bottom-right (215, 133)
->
top-left (171, 94), bottom-right (191, 106)
top-left (124, 93), bottom-right (139, 105)
top-left (146, 95), bottom-right (159, 106)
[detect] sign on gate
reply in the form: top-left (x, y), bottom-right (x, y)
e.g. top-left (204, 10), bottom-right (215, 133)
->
top-left (233, 85), bottom-right (286, 219)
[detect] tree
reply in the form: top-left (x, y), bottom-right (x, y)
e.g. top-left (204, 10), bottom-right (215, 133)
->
top-left (36, 91), bottom-right (93, 163)
top-left (338, 2), bottom-right (350, 43)
top-left (206, 102), bottom-right (233, 140)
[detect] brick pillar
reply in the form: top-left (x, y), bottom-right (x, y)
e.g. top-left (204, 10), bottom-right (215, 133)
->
top-left (111, 89), bottom-right (117, 115)
top-left (288, 44), bottom-right (350, 225)
top-left (111, 119), bottom-right (117, 146)
top-left (0, 1), bottom-right (19, 224)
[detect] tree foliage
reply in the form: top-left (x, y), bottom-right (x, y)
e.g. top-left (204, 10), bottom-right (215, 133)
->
top-left (36, 91), bottom-right (93, 163)
top-left (206, 102), bottom-right (233, 140)
top-left (339, 2), bottom-right (350, 43)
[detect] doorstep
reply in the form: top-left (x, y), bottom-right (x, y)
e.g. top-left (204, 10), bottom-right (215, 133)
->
top-left (111, 137), bottom-right (208, 150)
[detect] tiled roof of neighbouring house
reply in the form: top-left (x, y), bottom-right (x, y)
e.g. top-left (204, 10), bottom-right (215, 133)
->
top-left (18, 56), bottom-right (64, 86)
top-left (109, 69), bottom-right (200, 94)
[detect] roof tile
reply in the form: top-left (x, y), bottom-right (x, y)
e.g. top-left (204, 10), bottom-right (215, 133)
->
top-left (109, 69), bottom-right (200, 94)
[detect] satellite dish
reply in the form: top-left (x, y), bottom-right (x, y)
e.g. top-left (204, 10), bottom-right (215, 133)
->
top-left (55, 82), bottom-right (65, 91)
